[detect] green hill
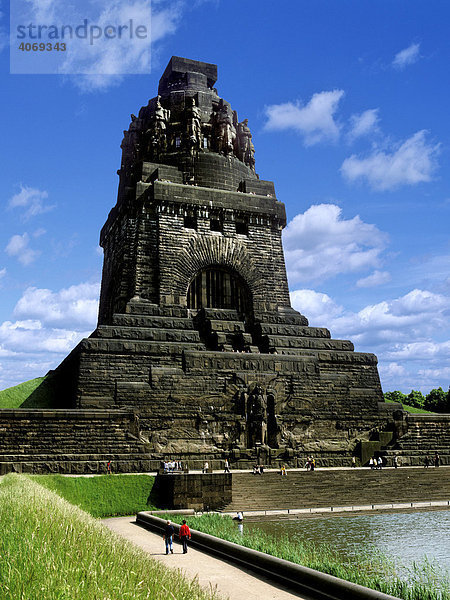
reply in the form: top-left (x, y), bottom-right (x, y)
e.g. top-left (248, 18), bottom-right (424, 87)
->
top-left (0, 376), bottom-right (57, 408)
top-left (385, 399), bottom-right (434, 414)
top-left (0, 377), bottom-right (45, 408)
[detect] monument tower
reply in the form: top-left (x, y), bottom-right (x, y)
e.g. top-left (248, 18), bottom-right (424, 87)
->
top-left (57, 57), bottom-right (390, 467)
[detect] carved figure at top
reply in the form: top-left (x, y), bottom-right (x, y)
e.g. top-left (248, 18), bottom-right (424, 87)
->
top-left (237, 118), bottom-right (255, 171)
top-left (186, 97), bottom-right (202, 153)
top-left (214, 99), bottom-right (236, 154)
top-left (147, 96), bottom-right (170, 156)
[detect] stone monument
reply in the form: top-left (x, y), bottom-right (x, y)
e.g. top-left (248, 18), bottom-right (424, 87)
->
top-left (53, 56), bottom-right (393, 469)
top-left (5, 57), bottom-right (438, 475)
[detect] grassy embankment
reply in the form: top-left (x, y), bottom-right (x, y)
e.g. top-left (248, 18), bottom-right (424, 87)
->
top-left (167, 513), bottom-right (449, 600)
top-left (385, 399), bottom-right (434, 414)
top-left (0, 474), bottom-right (220, 600)
top-left (0, 376), bottom-right (47, 408)
top-left (33, 474), bottom-right (159, 518)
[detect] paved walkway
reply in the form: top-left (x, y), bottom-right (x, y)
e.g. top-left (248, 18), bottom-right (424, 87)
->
top-left (103, 516), bottom-right (309, 600)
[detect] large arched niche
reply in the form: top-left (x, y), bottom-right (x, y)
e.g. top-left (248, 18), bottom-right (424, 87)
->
top-left (187, 265), bottom-right (252, 314)
top-left (172, 236), bottom-right (265, 310)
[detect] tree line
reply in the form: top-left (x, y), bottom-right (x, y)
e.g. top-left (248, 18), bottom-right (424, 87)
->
top-left (384, 387), bottom-right (450, 413)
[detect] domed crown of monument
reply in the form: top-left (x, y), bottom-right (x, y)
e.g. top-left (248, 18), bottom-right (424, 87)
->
top-left (119, 56), bottom-right (257, 192)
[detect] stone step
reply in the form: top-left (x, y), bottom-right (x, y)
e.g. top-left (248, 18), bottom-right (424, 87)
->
top-left (206, 320), bottom-right (245, 334)
top-left (253, 323), bottom-right (331, 339)
top-left (255, 310), bottom-right (308, 326)
top-left (261, 335), bottom-right (354, 352)
top-left (125, 302), bottom-right (189, 318)
top-left (95, 325), bottom-right (200, 343)
top-left (112, 313), bottom-right (196, 329)
top-left (222, 469), bottom-right (450, 512)
top-left (81, 338), bottom-right (205, 354)
top-left (199, 308), bottom-right (241, 321)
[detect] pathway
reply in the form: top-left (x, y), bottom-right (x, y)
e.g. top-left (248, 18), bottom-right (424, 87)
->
top-left (103, 516), bottom-right (309, 600)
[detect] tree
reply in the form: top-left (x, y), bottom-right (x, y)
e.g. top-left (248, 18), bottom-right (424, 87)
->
top-left (424, 387), bottom-right (448, 413)
top-left (406, 390), bottom-right (425, 409)
top-left (384, 391), bottom-right (407, 404)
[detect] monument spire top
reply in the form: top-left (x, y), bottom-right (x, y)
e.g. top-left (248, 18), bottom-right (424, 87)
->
top-left (158, 56), bottom-right (218, 96)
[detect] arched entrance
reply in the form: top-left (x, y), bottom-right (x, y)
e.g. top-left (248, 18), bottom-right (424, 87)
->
top-left (187, 266), bottom-right (251, 314)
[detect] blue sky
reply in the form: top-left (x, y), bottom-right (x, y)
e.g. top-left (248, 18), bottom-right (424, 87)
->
top-left (1, 0), bottom-right (449, 393)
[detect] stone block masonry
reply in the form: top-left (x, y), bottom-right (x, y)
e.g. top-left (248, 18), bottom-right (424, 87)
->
top-left (1, 56), bottom-right (448, 475)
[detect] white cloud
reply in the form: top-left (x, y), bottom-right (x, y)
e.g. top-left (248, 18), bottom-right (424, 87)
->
top-left (0, 268), bottom-right (6, 279)
top-left (392, 43), bottom-right (421, 70)
top-left (290, 289), bottom-right (343, 326)
top-left (14, 282), bottom-right (100, 328)
top-left (8, 185), bottom-right (54, 219)
top-left (341, 130), bottom-right (439, 190)
top-left (288, 286), bottom-right (450, 393)
top-left (62, 0), bottom-right (182, 92)
top-left (0, 320), bottom-right (90, 354)
top-left (264, 90), bottom-right (345, 146)
top-left (5, 233), bottom-right (39, 265)
top-left (378, 362), bottom-right (406, 379)
top-left (348, 109), bottom-right (380, 141)
top-left (356, 270), bottom-right (391, 288)
top-left (283, 204), bottom-right (387, 284)
top-left (0, 280), bottom-right (100, 390)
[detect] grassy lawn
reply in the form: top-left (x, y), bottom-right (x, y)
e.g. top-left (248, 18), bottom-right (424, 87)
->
top-left (0, 377), bottom-right (45, 408)
top-left (385, 400), bottom-right (434, 414)
top-left (32, 474), bottom-right (159, 518)
top-left (0, 474), bottom-right (220, 600)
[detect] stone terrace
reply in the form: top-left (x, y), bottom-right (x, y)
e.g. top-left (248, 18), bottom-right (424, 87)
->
top-left (222, 468), bottom-right (450, 512)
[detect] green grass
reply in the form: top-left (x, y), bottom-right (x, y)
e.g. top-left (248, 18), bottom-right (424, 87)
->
top-left (167, 513), bottom-right (449, 600)
top-left (386, 400), bottom-right (434, 414)
top-left (0, 474), bottom-right (220, 600)
top-left (0, 376), bottom-right (45, 408)
top-left (32, 474), bottom-right (159, 518)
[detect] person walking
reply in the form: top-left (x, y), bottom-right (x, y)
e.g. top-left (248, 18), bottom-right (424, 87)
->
top-left (163, 520), bottom-right (174, 555)
top-left (224, 459), bottom-right (231, 473)
top-left (280, 464), bottom-right (287, 476)
top-left (179, 520), bottom-right (191, 554)
top-left (434, 452), bottom-right (440, 467)
top-left (424, 455), bottom-right (430, 468)
top-left (202, 461), bottom-right (209, 473)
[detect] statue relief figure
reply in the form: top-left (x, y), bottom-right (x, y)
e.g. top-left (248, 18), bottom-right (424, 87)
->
top-left (186, 97), bottom-right (202, 152)
top-left (237, 118), bottom-right (255, 170)
top-left (147, 95), bottom-right (170, 155)
top-left (214, 99), bottom-right (235, 154)
top-left (247, 385), bottom-right (268, 447)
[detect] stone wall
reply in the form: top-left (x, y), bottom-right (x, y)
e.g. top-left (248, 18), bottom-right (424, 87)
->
top-left (153, 473), bottom-right (232, 510)
top-left (0, 409), bottom-right (151, 474)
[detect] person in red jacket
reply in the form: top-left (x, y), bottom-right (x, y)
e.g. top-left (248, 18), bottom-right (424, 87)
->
top-left (179, 520), bottom-right (191, 554)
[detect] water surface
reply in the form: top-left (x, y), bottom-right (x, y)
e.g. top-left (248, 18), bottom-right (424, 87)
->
top-left (246, 510), bottom-right (450, 573)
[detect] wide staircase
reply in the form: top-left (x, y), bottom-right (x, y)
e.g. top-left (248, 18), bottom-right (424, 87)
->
top-left (222, 468), bottom-right (450, 512)
top-left (386, 414), bottom-right (450, 466)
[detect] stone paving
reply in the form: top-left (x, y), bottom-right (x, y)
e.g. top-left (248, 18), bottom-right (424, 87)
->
top-left (103, 516), bottom-right (309, 600)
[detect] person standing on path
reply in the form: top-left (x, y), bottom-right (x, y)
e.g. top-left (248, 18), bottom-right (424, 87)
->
top-left (179, 520), bottom-right (191, 554)
top-left (434, 452), bottom-right (440, 467)
top-left (163, 520), bottom-right (174, 555)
